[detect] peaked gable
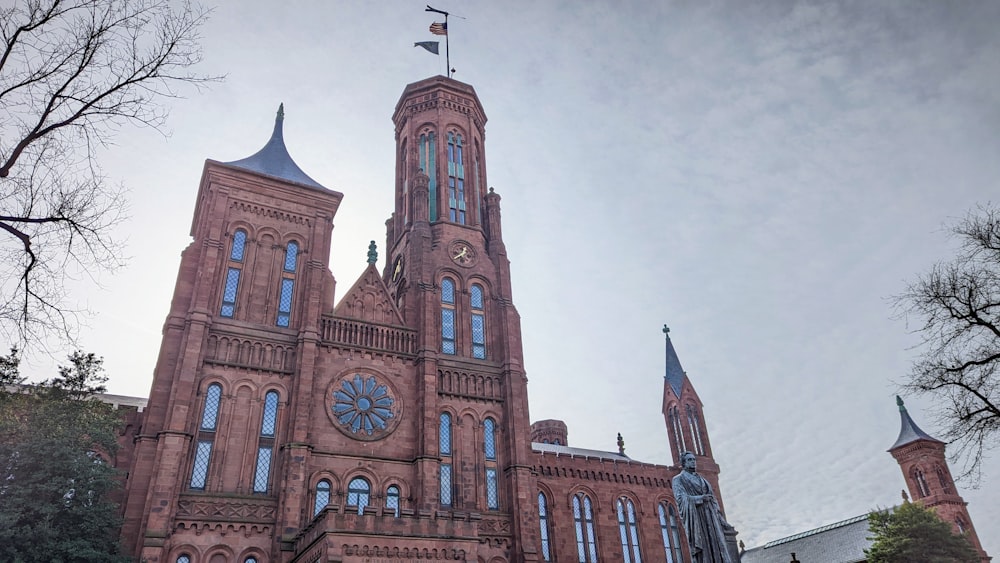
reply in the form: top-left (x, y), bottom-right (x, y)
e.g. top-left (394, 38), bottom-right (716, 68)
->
top-left (333, 263), bottom-right (405, 326)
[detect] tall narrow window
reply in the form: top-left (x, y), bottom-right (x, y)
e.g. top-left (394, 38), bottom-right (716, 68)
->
top-left (913, 468), bottom-right (931, 498)
top-left (687, 404), bottom-right (705, 456)
top-left (617, 497), bottom-right (642, 563)
top-left (956, 516), bottom-right (967, 534)
top-left (386, 485), bottom-right (401, 517)
top-left (440, 412), bottom-right (452, 506)
top-left (573, 493), bottom-right (599, 563)
top-left (420, 132), bottom-right (437, 221)
top-left (447, 132), bottom-right (466, 224)
top-left (470, 284), bottom-right (486, 359)
top-left (252, 391), bottom-right (279, 493)
top-left (484, 417), bottom-right (499, 509)
top-left (220, 229), bottom-right (247, 317)
top-left (276, 241), bottom-right (298, 327)
top-left (668, 405), bottom-right (686, 459)
top-left (658, 503), bottom-right (683, 563)
top-left (401, 139), bottom-right (409, 225)
top-left (190, 383), bottom-right (222, 489)
top-left (441, 278), bottom-right (456, 355)
top-left (314, 479), bottom-right (331, 516)
top-left (936, 465), bottom-right (953, 494)
top-left (539, 492), bottom-right (553, 561)
top-left (347, 477), bottom-right (370, 515)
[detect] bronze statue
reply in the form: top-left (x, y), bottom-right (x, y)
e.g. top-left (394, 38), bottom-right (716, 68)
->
top-left (672, 451), bottom-right (735, 563)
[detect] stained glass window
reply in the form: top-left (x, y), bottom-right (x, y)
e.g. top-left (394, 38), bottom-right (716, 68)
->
top-left (386, 485), bottom-right (400, 517)
top-left (347, 477), bottom-right (370, 515)
top-left (486, 468), bottom-right (499, 509)
top-left (189, 440), bottom-right (212, 489)
top-left (231, 230), bottom-right (247, 261)
top-left (539, 492), bottom-right (552, 561)
top-left (331, 374), bottom-right (395, 436)
top-left (221, 267), bottom-right (241, 317)
top-left (314, 479), bottom-right (331, 516)
top-left (277, 278), bottom-right (294, 327)
top-left (284, 241), bottom-right (299, 272)
top-left (484, 418), bottom-right (496, 460)
top-left (201, 384), bottom-right (222, 431)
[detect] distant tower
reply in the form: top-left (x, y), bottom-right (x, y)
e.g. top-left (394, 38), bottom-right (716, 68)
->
top-left (659, 325), bottom-right (725, 512)
top-left (888, 396), bottom-right (990, 561)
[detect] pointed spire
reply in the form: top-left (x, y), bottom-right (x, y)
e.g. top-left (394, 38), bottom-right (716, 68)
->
top-left (663, 324), bottom-right (687, 397)
top-left (890, 395), bottom-right (943, 450)
top-left (223, 103), bottom-right (327, 190)
top-left (367, 240), bottom-right (378, 264)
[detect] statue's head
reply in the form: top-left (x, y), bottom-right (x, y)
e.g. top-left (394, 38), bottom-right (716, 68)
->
top-left (680, 451), bottom-right (697, 471)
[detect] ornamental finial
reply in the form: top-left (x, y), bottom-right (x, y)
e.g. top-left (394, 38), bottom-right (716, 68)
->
top-left (617, 432), bottom-right (625, 455)
top-left (367, 240), bottom-right (377, 264)
top-left (276, 103), bottom-right (284, 122)
top-left (896, 395), bottom-right (906, 412)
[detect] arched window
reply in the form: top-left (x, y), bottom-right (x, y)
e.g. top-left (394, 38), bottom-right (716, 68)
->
top-left (470, 284), bottom-right (486, 359)
top-left (936, 465), bottom-right (953, 494)
top-left (668, 405), bottom-right (686, 460)
top-left (658, 502), bottom-right (683, 563)
top-left (220, 229), bottom-right (248, 317)
top-left (686, 404), bottom-right (705, 456)
top-left (441, 278), bottom-right (456, 354)
top-left (190, 383), bottom-right (222, 489)
top-left (439, 412), bottom-right (452, 506)
top-left (419, 131), bottom-right (438, 220)
top-left (176, 556), bottom-right (192, 563)
top-left (573, 493), bottom-right (599, 562)
top-left (554, 439), bottom-right (561, 446)
top-left (913, 468), bottom-right (931, 498)
top-left (538, 492), bottom-right (553, 561)
top-left (386, 485), bottom-right (401, 517)
top-left (314, 479), bottom-right (331, 516)
top-left (245, 558), bottom-right (258, 563)
top-left (484, 417), bottom-right (499, 510)
top-left (616, 497), bottom-right (642, 563)
top-left (276, 241), bottom-right (299, 327)
top-left (956, 516), bottom-right (967, 534)
top-left (347, 477), bottom-right (370, 515)
top-left (252, 391), bottom-right (279, 493)
top-left (447, 132), bottom-right (466, 224)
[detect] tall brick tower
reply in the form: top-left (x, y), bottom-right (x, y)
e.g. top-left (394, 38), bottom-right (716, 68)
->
top-left (889, 396), bottom-right (989, 560)
top-left (659, 325), bottom-right (726, 514)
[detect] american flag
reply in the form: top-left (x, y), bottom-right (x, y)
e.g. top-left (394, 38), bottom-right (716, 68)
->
top-left (429, 21), bottom-right (447, 36)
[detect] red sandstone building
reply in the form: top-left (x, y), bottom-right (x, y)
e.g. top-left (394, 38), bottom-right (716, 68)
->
top-left (118, 76), bottom-right (985, 563)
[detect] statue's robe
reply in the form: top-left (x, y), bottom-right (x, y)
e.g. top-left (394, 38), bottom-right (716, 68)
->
top-left (672, 470), bottom-right (734, 563)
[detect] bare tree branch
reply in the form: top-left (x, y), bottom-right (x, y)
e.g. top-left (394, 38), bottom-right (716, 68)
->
top-left (895, 203), bottom-right (1000, 484)
top-left (0, 0), bottom-right (221, 353)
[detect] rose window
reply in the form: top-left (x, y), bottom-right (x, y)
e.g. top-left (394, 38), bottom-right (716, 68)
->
top-left (331, 374), bottom-right (395, 436)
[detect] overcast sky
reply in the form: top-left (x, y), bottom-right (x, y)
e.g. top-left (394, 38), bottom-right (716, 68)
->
top-left (16, 0), bottom-right (1000, 555)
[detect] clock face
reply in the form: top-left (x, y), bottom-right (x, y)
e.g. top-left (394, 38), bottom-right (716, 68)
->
top-left (391, 255), bottom-right (404, 282)
top-left (450, 242), bottom-right (476, 266)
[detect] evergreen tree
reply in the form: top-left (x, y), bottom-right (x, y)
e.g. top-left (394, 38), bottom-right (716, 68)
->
top-left (866, 501), bottom-right (979, 563)
top-left (0, 350), bottom-right (129, 562)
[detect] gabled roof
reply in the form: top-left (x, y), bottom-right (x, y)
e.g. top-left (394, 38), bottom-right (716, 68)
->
top-left (223, 104), bottom-right (327, 191)
top-left (740, 513), bottom-right (872, 563)
top-left (663, 325), bottom-right (687, 398)
top-left (889, 395), bottom-right (944, 450)
top-left (333, 260), bottom-right (405, 327)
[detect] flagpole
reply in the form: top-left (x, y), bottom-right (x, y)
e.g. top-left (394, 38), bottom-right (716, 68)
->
top-left (426, 5), bottom-right (451, 78)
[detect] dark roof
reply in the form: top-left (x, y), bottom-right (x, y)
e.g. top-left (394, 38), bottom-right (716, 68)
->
top-left (663, 326), bottom-right (687, 397)
top-left (223, 104), bottom-right (326, 190)
top-left (889, 396), bottom-right (943, 450)
top-left (740, 513), bottom-right (872, 563)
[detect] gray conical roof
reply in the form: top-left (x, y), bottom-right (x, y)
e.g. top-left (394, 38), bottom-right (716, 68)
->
top-left (889, 396), bottom-right (944, 450)
top-left (224, 104), bottom-right (326, 190)
top-left (663, 325), bottom-right (687, 398)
